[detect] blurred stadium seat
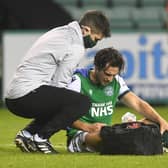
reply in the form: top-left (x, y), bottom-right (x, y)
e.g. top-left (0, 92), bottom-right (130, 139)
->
top-left (110, 7), bottom-right (134, 29)
top-left (140, 0), bottom-right (166, 7)
top-left (112, 0), bottom-right (138, 7)
top-left (54, 0), bottom-right (111, 8)
top-left (132, 7), bottom-right (165, 30)
top-left (53, 0), bottom-right (168, 31)
top-left (66, 5), bottom-right (111, 21)
top-left (65, 6), bottom-right (85, 20)
top-left (80, 0), bottom-right (108, 7)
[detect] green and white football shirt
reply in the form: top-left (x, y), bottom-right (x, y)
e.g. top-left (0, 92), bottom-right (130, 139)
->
top-left (67, 68), bottom-right (130, 137)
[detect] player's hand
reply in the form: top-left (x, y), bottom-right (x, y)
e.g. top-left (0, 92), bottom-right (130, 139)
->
top-left (87, 123), bottom-right (106, 133)
top-left (72, 120), bottom-right (106, 133)
top-left (159, 119), bottom-right (168, 134)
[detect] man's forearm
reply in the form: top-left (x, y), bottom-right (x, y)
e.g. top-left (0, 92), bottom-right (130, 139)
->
top-left (72, 120), bottom-right (90, 132)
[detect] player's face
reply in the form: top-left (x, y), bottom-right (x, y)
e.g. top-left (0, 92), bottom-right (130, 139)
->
top-left (95, 66), bottom-right (119, 86)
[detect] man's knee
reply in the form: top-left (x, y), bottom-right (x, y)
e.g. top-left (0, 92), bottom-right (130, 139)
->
top-left (78, 95), bottom-right (91, 115)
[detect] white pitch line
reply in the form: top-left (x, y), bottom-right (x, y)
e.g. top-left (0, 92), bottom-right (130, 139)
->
top-left (0, 143), bottom-right (67, 149)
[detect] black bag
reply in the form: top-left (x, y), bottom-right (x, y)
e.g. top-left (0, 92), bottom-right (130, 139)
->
top-left (100, 122), bottom-right (163, 155)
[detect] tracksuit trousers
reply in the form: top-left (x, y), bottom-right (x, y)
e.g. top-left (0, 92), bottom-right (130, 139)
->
top-left (5, 85), bottom-right (91, 139)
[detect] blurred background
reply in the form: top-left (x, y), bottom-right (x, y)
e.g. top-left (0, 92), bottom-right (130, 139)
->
top-left (0, 0), bottom-right (168, 106)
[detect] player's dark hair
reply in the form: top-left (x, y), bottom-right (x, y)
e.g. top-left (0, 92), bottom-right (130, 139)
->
top-left (94, 47), bottom-right (125, 73)
top-left (79, 10), bottom-right (111, 37)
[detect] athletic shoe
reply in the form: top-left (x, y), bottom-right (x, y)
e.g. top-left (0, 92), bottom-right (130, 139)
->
top-left (32, 134), bottom-right (59, 154)
top-left (162, 130), bottom-right (168, 152)
top-left (14, 130), bottom-right (37, 152)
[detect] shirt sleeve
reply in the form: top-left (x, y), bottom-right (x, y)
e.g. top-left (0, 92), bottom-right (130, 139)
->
top-left (66, 74), bottom-right (81, 93)
top-left (115, 75), bottom-right (130, 98)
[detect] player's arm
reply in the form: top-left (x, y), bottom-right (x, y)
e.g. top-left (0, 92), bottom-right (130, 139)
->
top-left (120, 91), bottom-right (168, 133)
top-left (72, 120), bottom-right (106, 133)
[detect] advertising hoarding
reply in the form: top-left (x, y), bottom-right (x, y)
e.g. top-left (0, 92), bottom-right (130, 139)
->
top-left (3, 32), bottom-right (168, 104)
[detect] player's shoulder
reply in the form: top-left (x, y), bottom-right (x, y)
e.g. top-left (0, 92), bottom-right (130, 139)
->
top-left (115, 74), bottom-right (122, 79)
top-left (114, 75), bottom-right (127, 87)
top-left (114, 74), bottom-right (125, 82)
top-left (74, 68), bottom-right (90, 78)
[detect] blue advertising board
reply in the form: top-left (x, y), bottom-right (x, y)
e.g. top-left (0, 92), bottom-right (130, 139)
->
top-left (82, 33), bottom-right (168, 104)
top-left (3, 32), bottom-right (168, 104)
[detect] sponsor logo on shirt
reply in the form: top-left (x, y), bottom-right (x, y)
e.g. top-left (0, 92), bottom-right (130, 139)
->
top-left (90, 101), bottom-right (113, 117)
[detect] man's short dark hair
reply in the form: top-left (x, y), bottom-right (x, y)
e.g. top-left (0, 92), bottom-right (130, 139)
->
top-left (79, 10), bottom-right (111, 37)
top-left (94, 47), bottom-right (125, 73)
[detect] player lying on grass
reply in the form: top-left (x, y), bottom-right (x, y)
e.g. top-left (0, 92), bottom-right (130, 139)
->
top-left (66, 47), bottom-right (168, 153)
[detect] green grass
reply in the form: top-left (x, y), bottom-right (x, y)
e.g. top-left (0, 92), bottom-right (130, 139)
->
top-left (0, 106), bottom-right (168, 168)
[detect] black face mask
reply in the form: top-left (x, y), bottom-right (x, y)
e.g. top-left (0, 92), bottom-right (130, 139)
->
top-left (83, 35), bottom-right (97, 48)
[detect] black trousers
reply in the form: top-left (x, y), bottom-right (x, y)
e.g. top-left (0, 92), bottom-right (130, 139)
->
top-left (5, 85), bottom-right (91, 139)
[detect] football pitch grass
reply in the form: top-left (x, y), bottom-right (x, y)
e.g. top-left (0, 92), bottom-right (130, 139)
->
top-left (0, 106), bottom-right (168, 168)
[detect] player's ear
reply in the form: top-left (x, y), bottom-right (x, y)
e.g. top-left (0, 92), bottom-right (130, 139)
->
top-left (81, 25), bottom-right (91, 35)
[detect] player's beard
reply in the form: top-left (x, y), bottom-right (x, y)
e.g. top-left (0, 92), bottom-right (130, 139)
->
top-left (95, 73), bottom-right (108, 86)
top-left (91, 69), bottom-right (109, 86)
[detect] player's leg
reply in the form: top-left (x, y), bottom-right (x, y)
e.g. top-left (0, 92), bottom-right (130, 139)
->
top-left (68, 131), bottom-right (102, 153)
top-left (85, 131), bottom-right (102, 151)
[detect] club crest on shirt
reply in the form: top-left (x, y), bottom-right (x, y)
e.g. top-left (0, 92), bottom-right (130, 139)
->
top-left (104, 86), bottom-right (113, 96)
